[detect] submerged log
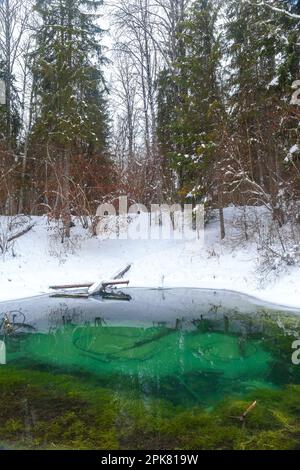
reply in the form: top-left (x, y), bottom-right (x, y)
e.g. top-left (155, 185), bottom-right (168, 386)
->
top-left (230, 401), bottom-right (257, 425)
top-left (102, 292), bottom-right (132, 301)
top-left (50, 293), bottom-right (89, 299)
top-left (242, 401), bottom-right (257, 419)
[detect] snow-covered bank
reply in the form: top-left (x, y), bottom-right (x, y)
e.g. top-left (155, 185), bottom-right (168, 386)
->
top-left (1, 208), bottom-right (300, 308)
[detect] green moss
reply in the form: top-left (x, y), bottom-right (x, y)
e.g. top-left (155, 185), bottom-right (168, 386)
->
top-left (241, 431), bottom-right (297, 451)
top-left (1, 306), bottom-right (300, 451)
top-left (3, 419), bottom-right (24, 437)
top-left (1, 366), bottom-right (300, 450)
top-left (0, 367), bottom-right (120, 450)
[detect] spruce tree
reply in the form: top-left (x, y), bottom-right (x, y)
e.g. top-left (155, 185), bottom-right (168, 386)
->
top-left (31, 0), bottom-right (108, 236)
top-left (158, 0), bottom-right (223, 204)
top-left (226, 0), bottom-right (279, 200)
top-left (225, 0), bottom-right (299, 224)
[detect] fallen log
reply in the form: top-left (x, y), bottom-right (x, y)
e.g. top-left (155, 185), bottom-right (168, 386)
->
top-left (112, 264), bottom-right (132, 280)
top-left (102, 292), bottom-right (132, 301)
top-left (88, 265), bottom-right (132, 295)
top-left (230, 401), bottom-right (257, 425)
top-left (49, 283), bottom-right (93, 290)
top-left (49, 264), bottom-right (132, 292)
top-left (102, 280), bottom-right (130, 288)
top-left (88, 279), bottom-right (129, 295)
top-left (50, 293), bottom-right (90, 299)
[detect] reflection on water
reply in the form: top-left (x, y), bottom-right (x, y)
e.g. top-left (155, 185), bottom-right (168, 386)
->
top-left (0, 288), bottom-right (300, 449)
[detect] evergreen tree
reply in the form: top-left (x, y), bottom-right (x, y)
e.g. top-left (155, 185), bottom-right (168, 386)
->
top-left (225, 0), bottom-right (300, 224)
top-left (225, 1), bottom-right (279, 200)
top-left (157, 0), bottom-right (223, 204)
top-left (277, 0), bottom-right (300, 85)
top-left (31, 0), bottom-right (108, 235)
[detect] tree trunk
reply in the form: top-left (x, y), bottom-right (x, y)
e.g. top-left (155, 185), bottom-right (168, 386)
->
top-left (4, 0), bottom-right (12, 150)
top-left (18, 80), bottom-right (34, 214)
top-left (62, 149), bottom-right (71, 238)
top-left (218, 185), bottom-right (225, 240)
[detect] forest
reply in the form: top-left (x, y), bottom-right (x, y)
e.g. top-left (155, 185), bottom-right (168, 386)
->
top-left (0, 0), bottom-right (299, 263)
top-left (1, 1), bottom-right (300, 453)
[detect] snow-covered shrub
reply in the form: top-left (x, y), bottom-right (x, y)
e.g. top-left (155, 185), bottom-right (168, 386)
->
top-left (0, 215), bottom-right (34, 257)
top-left (229, 206), bottom-right (263, 247)
top-left (280, 245), bottom-right (300, 266)
top-left (225, 198), bottom-right (300, 283)
top-left (258, 244), bottom-right (300, 283)
top-left (47, 218), bottom-right (84, 261)
top-left (257, 214), bottom-right (300, 282)
top-left (93, 213), bottom-right (136, 240)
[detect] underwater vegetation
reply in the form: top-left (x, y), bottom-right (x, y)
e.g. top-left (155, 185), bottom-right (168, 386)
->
top-left (1, 303), bottom-right (300, 450)
top-left (0, 366), bottom-right (300, 450)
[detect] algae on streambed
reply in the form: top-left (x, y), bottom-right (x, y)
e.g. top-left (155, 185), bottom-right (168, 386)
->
top-left (0, 366), bottom-right (300, 450)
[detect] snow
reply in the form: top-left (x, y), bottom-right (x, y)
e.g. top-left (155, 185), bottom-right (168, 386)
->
top-left (258, 2), bottom-right (300, 20)
top-left (285, 144), bottom-right (300, 162)
top-left (268, 76), bottom-right (279, 88)
top-left (290, 144), bottom-right (299, 154)
top-left (1, 208), bottom-right (300, 309)
top-left (88, 278), bottom-right (106, 295)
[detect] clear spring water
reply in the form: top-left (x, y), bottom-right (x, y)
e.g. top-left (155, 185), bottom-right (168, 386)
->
top-left (0, 288), bottom-right (300, 449)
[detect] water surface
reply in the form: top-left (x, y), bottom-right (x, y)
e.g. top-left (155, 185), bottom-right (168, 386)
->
top-left (0, 289), bottom-right (300, 450)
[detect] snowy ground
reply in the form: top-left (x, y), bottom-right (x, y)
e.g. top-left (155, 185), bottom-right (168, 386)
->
top-left (1, 207), bottom-right (300, 308)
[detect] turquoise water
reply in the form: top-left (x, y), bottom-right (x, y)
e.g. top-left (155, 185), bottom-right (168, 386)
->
top-left (0, 289), bottom-right (300, 449)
